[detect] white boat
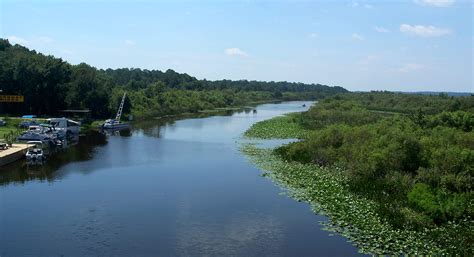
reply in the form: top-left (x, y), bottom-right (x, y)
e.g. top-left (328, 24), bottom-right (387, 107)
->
top-left (101, 93), bottom-right (130, 130)
top-left (102, 119), bottom-right (130, 129)
top-left (25, 141), bottom-right (46, 165)
top-left (46, 118), bottom-right (81, 135)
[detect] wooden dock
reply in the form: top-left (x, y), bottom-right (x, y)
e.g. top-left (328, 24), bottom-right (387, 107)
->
top-left (0, 144), bottom-right (28, 166)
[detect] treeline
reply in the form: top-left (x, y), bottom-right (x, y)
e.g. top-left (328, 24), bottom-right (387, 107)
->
top-left (334, 91), bottom-right (474, 114)
top-left (0, 39), bottom-right (346, 119)
top-left (277, 92), bottom-right (473, 248)
top-left (103, 68), bottom-right (346, 93)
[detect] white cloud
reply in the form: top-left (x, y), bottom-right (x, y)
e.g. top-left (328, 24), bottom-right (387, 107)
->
top-left (350, 1), bottom-right (359, 7)
top-left (7, 35), bottom-right (28, 45)
top-left (374, 26), bottom-right (390, 33)
top-left (414, 0), bottom-right (455, 7)
top-left (308, 33), bottom-right (318, 39)
top-left (352, 33), bottom-right (364, 41)
top-left (37, 36), bottom-right (54, 44)
top-left (398, 63), bottom-right (425, 72)
top-left (224, 48), bottom-right (248, 57)
top-left (400, 24), bottom-right (451, 37)
top-left (125, 40), bottom-right (136, 46)
top-left (350, 2), bottom-right (374, 9)
top-left (311, 51), bottom-right (320, 57)
top-left (61, 49), bottom-right (74, 55)
top-left (358, 55), bottom-right (380, 65)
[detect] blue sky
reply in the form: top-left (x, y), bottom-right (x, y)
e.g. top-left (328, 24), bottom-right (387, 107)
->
top-left (1, 0), bottom-right (472, 92)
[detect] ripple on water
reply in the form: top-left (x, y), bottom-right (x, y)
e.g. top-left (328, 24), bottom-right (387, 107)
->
top-left (176, 211), bottom-right (284, 256)
top-left (69, 204), bottom-right (122, 256)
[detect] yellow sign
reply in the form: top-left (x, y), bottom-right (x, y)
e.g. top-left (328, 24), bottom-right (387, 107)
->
top-left (0, 95), bottom-right (24, 103)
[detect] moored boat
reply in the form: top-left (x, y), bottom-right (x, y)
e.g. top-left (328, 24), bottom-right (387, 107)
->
top-left (46, 118), bottom-right (81, 135)
top-left (25, 141), bottom-right (46, 165)
top-left (102, 119), bottom-right (130, 129)
top-left (101, 93), bottom-right (130, 130)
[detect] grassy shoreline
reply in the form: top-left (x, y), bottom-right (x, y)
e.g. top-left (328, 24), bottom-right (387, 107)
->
top-left (240, 114), bottom-right (472, 255)
top-left (84, 99), bottom-right (284, 131)
top-left (0, 117), bottom-right (25, 142)
top-left (143, 99), bottom-right (283, 121)
top-left (12, 99), bottom-right (285, 134)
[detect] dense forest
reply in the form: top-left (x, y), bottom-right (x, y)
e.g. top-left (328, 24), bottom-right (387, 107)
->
top-left (274, 92), bottom-right (473, 253)
top-left (0, 39), bottom-right (346, 119)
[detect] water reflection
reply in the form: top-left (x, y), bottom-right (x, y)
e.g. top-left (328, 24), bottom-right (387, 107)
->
top-left (100, 128), bottom-right (132, 137)
top-left (176, 211), bottom-right (284, 256)
top-left (134, 109), bottom-right (242, 139)
top-left (0, 131), bottom-right (107, 185)
top-left (0, 108), bottom-right (251, 186)
top-left (0, 101), bottom-right (362, 256)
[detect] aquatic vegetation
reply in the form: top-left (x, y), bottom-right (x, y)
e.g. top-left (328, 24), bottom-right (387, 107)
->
top-left (241, 93), bottom-right (474, 255)
top-left (244, 114), bottom-right (310, 139)
top-left (241, 143), bottom-right (472, 255)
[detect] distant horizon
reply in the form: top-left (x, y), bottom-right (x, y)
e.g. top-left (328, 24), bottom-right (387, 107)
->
top-left (1, 0), bottom-right (472, 92)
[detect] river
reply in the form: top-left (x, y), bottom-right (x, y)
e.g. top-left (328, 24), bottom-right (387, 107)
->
top-left (0, 101), bottom-right (361, 256)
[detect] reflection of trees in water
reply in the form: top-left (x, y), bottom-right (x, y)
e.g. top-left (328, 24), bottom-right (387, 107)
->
top-left (0, 131), bottom-right (107, 186)
top-left (135, 118), bottom-right (173, 138)
top-left (0, 109), bottom-right (253, 185)
top-left (100, 129), bottom-right (132, 137)
top-left (136, 110), bottom-right (245, 138)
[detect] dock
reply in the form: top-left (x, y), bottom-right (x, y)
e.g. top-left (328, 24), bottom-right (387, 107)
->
top-left (0, 144), bottom-right (28, 166)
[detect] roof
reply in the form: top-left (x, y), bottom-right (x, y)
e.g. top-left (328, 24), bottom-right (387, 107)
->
top-left (60, 110), bottom-right (91, 113)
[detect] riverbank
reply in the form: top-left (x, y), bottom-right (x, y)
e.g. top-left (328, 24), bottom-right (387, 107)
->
top-left (141, 99), bottom-right (284, 121)
top-left (84, 99), bottom-right (284, 132)
top-left (240, 110), bottom-right (473, 255)
top-left (0, 117), bottom-right (24, 142)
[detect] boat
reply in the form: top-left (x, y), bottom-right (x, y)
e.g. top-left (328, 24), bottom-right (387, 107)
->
top-left (25, 141), bottom-right (46, 165)
top-left (101, 93), bottom-right (130, 130)
top-left (46, 118), bottom-right (81, 135)
top-left (17, 131), bottom-right (52, 142)
top-left (18, 124), bottom-right (62, 142)
top-left (102, 119), bottom-right (130, 130)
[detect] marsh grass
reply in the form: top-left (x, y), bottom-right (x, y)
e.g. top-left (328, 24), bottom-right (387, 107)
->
top-left (240, 112), bottom-right (473, 255)
top-left (240, 143), bottom-right (472, 255)
top-left (244, 114), bottom-right (310, 139)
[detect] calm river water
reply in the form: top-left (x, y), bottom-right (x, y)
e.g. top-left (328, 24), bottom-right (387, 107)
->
top-left (0, 101), bottom-right (361, 256)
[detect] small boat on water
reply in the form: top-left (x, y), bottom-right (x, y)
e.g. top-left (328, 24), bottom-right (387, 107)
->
top-left (25, 141), bottom-right (46, 165)
top-left (101, 93), bottom-right (130, 130)
top-left (102, 119), bottom-right (130, 130)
